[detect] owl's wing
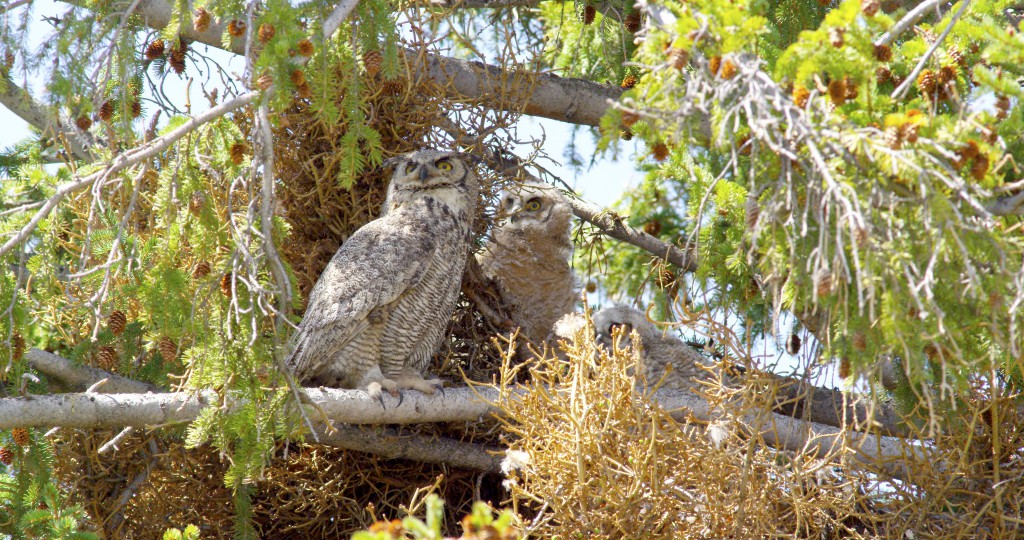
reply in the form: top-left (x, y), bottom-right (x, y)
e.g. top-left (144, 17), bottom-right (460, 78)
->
top-left (284, 217), bottom-right (435, 381)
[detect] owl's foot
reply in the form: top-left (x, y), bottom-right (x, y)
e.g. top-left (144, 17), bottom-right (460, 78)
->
top-left (392, 373), bottom-right (445, 395)
top-left (364, 378), bottom-right (400, 408)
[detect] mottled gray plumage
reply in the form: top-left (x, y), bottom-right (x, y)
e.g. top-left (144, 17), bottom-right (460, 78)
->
top-left (478, 183), bottom-right (578, 348)
top-left (285, 149), bottom-right (479, 397)
top-left (592, 306), bottom-right (713, 390)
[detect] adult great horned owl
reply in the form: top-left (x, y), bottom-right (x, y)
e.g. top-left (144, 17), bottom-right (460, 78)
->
top-left (478, 182), bottom-right (578, 349)
top-left (592, 306), bottom-right (714, 390)
top-left (285, 149), bottom-right (479, 398)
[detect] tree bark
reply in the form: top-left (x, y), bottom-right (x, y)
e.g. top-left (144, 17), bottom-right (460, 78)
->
top-left (0, 75), bottom-right (95, 161)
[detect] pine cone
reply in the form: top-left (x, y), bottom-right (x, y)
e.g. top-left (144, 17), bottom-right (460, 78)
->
top-left (296, 83), bottom-right (313, 99)
top-left (827, 78), bottom-right (847, 105)
top-left (873, 43), bottom-right (892, 62)
top-left (97, 346), bottom-right (118, 371)
top-left (257, 73), bottom-right (274, 91)
top-left (229, 142), bottom-right (247, 165)
top-left (916, 69), bottom-right (936, 95)
top-left (585, 281), bottom-right (597, 294)
top-left (970, 153), bottom-right (989, 181)
top-left (169, 43), bottom-right (187, 74)
top-left (947, 46), bottom-right (965, 67)
top-left (158, 337), bottom-right (178, 362)
top-left (816, 272), bottom-right (833, 297)
top-left (98, 100), bottom-right (114, 122)
top-left (862, 0), bottom-right (880, 16)
top-left (11, 428), bottom-right (28, 447)
top-left (363, 50), bottom-right (382, 77)
top-left (996, 95), bottom-right (1010, 119)
top-left (903, 123), bottom-right (919, 143)
top-left (145, 39), bottom-right (166, 60)
top-left (843, 75), bottom-right (858, 100)
top-left (258, 23), bottom-right (275, 43)
top-left (108, 310), bottom-right (127, 335)
top-left (852, 331), bottom-right (867, 351)
top-left (193, 261), bottom-right (212, 279)
top-left (744, 193), bottom-right (760, 230)
top-left (708, 55), bottom-right (721, 76)
top-left (654, 266), bottom-right (676, 289)
top-left (667, 47), bottom-right (688, 70)
top-left (624, 11), bottom-right (641, 33)
top-left (620, 110), bottom-right (639, 128)
top-left (838, 357), bottom-right (851, 379)
top-left (785, 333), bottom-right (801, 355)
top-left (75, 115), bottom-right (92, 132)
top-left (290, 69), bottom-right (306, 87)
top-left (227, 20), bottom-right (246, 38)
top-left (884, 125), bottom-right (903, 149)
top-left (381, 78), bottom-right (404, 95)
top-left (620, 129), bottom-right (633, 141)
top-left (582, 3), bottom-right (596, 24)
top-left (938, 65), bottom-right (956, 84)
top-left (0, 446), bottom-right (12, 465)
top-left (189, 191), bottom-right (205, 216)
top-left (651, 142), bottom-right (669, 162)
top-left (719, 59), bottom-right (737, 79)
top-left (642, 219), bottom-right (662, 236)
top-left (129, 100), bottom-right (142, 119)
top-left (621, 74), bottom-right (638, 89)
top-left (296, 38), bottom-right (314, 57)
top-left (3, 50), bottom-right (13, 70)
top-left (792, 86), bottom-right (810, 108)
top-left (10, 332), bottom-right (24, 362)
top-left (875, 66), bottom-right (891, 85)
top-left (220, 272), bottom-right (233, 297)
top-left (193, 8), bottom-right (211, 33)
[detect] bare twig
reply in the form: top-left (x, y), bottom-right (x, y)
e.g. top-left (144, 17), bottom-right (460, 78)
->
top-left (875, 0), bottom-right (946, 47)
top-left (0, 0), bottom-right (32, 15)
top-left (97, 426), bottom-right (135, 454)
top-left (892, 0), bottom-right (972, 100)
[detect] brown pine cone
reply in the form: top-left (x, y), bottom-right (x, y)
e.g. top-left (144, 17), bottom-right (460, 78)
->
top-left (620, 110), bottom-right (639, 128)
top-left (875, 66), bottom-right (891, 85)
top-left (229, 142), bottom-right (247, 165)
top-left (129, 100), bottom-right (142, 119)
top-left (873, 43), bottom-right (892, 62)
top-left (884, 125), bottom-right (903, 149)
top-left (97, 346), bottom-right (118, 371)
top-left (363, 50), bottom-right (382, 77)
top-left (158, 337), bottom-right (178, 362)
top-left (193, 261), bottom-right (212, 279)
top-left (381, 78), bottom-right (404, 95)
top-left (75, 115), bottom-right (92, 132)
top-left (145, 38), bottom-right (166, 60)
top-left (852, 331), bottom-right (867, 351)
top-left (651, 142), bottom-right (669, 162)
top-left (98, 100), bottom-right (114, 121)
top-left (719, 59), bottom-right (737, 79)
top-left (621, 74), bottom-right (639, 89)
top-left (296, 38), bottom-right (314, 56)
top-left (10, 332), bottom-right (24, 362)
top-left (792, 86), bottom-right (810, 108)
top-left (916, 69), bottom-right (936, 95)
top-left (220, 272), bottom-right (233, 297)
top-left (708, 55), bottom-right (721, 76)
top-left (938, 65), bottom-right (956, 84)
top-left (227, 20), bottom-right (246, 38)
top-left (11, 428), bottom-right (29, 447)
top-left (970, 153), bottom-right (989, 181)
top-left (108, 310), bottom-right (127, 335)
top-left (843, 75), bottom-right (858, 100)
top-left (827, 78), bottom-right (847, 105)
top-left (654, 266), bottom-right (676, 289)
top-left (838, 357), bottom-right (851, 379)
top-left (296, 83), bottom-right (313, 99)
top-left (258, 23), bottom-right (275, 43)
top-left (667, 47), bottom-right (688, 70)
top-left (257, 73), bottom-right (273, 91)
top-left (642, 219), bottom-right (662, 236)
top-left (582, 3), bottom-right (596, 24)
top-left (786, 333), bottom-right (802, 355)
top-left (624, 12), bottom-right (641, 33)
top-left (745, 193), bottom-right (760, 230)
top-left (193, 8), bottom-right (211, 33)
top-left (620, 129), bottom-right (633, 141)
top-left (862, 0), bottom-right (880, 16)
top-left (290, 69), bottom-right (306, 87)
top-left (947, 46), bottom-right (965, 66)
top-left (829, 27), bottom-right (845, 48)
top-left (0, 446), bottom-right (12, 465)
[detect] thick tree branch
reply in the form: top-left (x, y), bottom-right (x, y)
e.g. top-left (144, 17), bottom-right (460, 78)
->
top-left (313, 424), bottom-right (504, 473)
top-left (25, 348), bottom-right (157, 393)
top-left (85, 0), bottom-right (622, 128)
top-left (0, 75), bottom-right (95, 161)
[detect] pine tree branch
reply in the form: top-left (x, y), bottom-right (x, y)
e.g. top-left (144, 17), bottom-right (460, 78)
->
top-left (0, 74), bottom-right (96, 161)
top-left (0, 91), bottom-right (257, 260)
top-left (25, 348), bottom-right (157, 393)
top-left (65, 0), bottom-right (623, 128)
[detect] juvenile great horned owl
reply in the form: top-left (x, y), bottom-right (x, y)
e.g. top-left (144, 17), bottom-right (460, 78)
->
top-left (285, 149), bottom-right (479, 398)
top-left (592, 306), bottom-right (714, 390)
top-left (478, 182), bottom-right (578, 349)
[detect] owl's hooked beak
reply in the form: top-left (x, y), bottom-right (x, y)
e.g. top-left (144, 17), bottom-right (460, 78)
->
top-left (419, 165), bottom-right (430, 181)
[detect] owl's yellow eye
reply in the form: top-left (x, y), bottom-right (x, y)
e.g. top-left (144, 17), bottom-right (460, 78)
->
top-left (524, 198), bottom-right (542, 212)
top-left (435, 159), bottom-right (453, 171)
top-left (405, 163), bottom-right (417, 174)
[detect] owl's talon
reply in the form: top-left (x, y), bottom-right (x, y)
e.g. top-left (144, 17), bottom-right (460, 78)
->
top-left (396, 391), bottom-right (405, 407)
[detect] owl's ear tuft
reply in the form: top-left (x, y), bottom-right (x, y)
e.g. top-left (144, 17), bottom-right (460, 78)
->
top-left (381, 156), bottom-right (406, 170)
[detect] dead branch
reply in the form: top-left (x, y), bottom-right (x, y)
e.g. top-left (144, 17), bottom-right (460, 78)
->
top-left (313, 424), bottom-right (504, 473)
